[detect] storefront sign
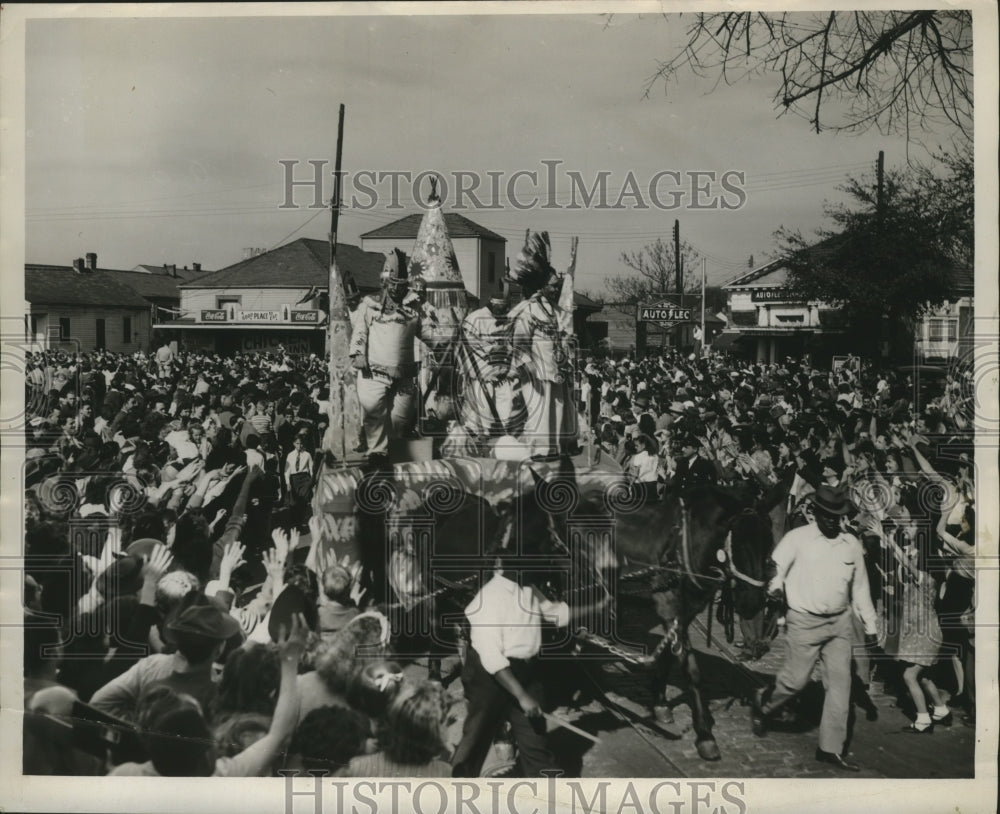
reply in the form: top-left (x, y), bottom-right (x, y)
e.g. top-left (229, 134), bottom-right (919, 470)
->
top-left (201, 309), bottom-right (228, 322)
top-left (237, 310), bottom-right (281, 323)
top-left (290, 309), bottom-right (320, 324)
top-left (638, 299), bottom-right (691, 328)
top-left (751, 289), bottom-right (795, 303)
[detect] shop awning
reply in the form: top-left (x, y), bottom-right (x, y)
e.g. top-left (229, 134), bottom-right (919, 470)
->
top-left (711, 331), bottom-right (745, 349)
top-left (154, 321), bottom-right (323, 330)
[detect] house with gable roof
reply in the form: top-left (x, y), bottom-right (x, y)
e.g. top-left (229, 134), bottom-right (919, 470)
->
top-left (719, 257), bottom-right (974, 365)
top-left (160, 238), bottom-right (384, 356)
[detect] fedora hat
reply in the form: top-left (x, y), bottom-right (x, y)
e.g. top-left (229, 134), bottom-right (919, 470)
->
top-left (166, 601), bottom-right (241, 643)
top-left (812, 485), bottom-right (851, 516)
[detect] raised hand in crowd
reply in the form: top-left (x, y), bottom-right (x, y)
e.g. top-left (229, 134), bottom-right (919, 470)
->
top-left (261, 547), bottom-right (286, 596)
top-left (270, 527), bottom-right (298, 565)
top-left (204, 464), bottom-right (246, 504)
top-left (218, 540), bottom-right (247, 591)
top-left (276, 611), bottom-right (310, 663)
top-left (138, 543), bottom-right (173, 604)
top-left (339, 554), bottom-right (367, 608)
top-left (307, 513), bottom-right (328, 548)
top-left (209, 507), bottom-right (228, 534)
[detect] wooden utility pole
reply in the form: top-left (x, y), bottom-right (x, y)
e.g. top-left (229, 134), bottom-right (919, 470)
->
top-left (329, 106), bottom-right (344, 270)
top-left (673, 219), bottom-right (681, 293)
top-left (700, 258), bottom-right (707, 357)
top-left (875, 149), bottom-right (887, 361)
top-left (876, 150), bottom-right (885, 231)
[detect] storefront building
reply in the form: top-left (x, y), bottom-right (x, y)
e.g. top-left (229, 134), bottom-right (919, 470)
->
top-left (720, 259), bottom-right (975, 366)
top-left (721, 260), bottom-right (846, 365)
top-left (157, 238), bottom-right (384, 355)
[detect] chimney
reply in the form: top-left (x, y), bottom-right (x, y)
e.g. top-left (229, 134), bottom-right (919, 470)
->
top-left (192, 262), bottom-right (202, 273)
top-left (72, 258), bottom-right (85, 273)
top-left (168, 264), bottom-right (177, 277)
top-left (162, 264), bottom-right (168, 275)
top-left (85, 252), bottom-right (97, 271)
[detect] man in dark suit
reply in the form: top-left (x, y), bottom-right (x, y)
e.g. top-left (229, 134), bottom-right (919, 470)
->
top-left (672, 435), bottom-right (718, 493)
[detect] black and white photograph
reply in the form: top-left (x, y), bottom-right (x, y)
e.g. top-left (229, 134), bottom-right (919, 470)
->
top-left (1, 3), bottom-right (996, 813)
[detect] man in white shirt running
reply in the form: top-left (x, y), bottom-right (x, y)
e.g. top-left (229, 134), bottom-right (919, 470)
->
top-left (452, 548), bottom-right (609, 777)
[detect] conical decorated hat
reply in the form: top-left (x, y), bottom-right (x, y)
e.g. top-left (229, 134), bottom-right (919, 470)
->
top-left (408, 179), bottom-right (463, 287)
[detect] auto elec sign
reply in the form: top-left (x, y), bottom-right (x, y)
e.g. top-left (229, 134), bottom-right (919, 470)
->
top-left (638, 299), bottom-right (691, 328)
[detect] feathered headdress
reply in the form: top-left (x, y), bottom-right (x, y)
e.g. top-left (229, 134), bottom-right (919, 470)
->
top-left (509, 229), bottom-right (557, 290)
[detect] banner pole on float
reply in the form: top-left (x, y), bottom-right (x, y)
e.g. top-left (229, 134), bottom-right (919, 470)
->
top-left (312, 104), bottom-right (365, 575)
top-left (321, 103), bottom-right (363, 465)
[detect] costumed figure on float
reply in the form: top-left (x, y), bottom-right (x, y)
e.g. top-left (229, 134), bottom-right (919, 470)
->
top-left (349, 248), bottom-right (444, 462)
top-left (456, 281), bottom-right (516, 441)
top-left (507, 231), bottom-right (578, 460)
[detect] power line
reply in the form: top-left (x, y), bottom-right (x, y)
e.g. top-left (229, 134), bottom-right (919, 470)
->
top-left (268, 205), bottom-right (328, 252)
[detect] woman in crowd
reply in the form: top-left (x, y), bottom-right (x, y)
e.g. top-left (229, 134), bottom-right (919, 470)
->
top-left (337, 679), bottom-right (454, 777)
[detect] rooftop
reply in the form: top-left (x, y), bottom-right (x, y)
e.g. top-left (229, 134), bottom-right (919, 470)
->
top-left (133, 264), bottom-right (202, 281)
top-left (724, 252), bottom-right (973, 295)
top-left (180, 239), bottom-right (385, 290)
top-left (361, 212), bottom-right (506, 243)
top-left (25, 265), bottom-right (153, 309)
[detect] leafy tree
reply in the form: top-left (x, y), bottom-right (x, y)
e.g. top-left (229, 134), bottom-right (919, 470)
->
top-left (604, 237), bottom-right (701, 303)
top-left (776, 152), bottom-right (971, 357)
top-left (645, 11), bottom-right (972, 147)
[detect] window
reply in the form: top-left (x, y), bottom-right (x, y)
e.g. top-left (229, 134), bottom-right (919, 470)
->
top-left (928, 319), bottom-right (945, 342)
top-left (30, 314), bottom-right (41, 339)
top-left (947, 319), bottom-right (958, 341)
top-left (488, 253), bottom-right (496, 284)
top-left (216, 296), bottom-right (242, 309)
top-left (123, 316), bottom-right (132, 344)
top-left (58, 317), bottom-right (70, 341)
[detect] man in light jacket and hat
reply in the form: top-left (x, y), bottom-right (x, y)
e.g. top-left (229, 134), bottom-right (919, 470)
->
top-left (751, 485), bottom-right (878, 772)
top-left (349, 249), bottom-right (439, 460)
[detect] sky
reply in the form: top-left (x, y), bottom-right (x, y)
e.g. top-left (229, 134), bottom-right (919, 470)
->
top-left (24, 11), bottom-right (963, 293)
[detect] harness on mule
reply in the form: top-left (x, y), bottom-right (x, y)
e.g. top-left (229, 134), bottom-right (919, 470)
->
top-left (709, 508), bottom-right (769, 645)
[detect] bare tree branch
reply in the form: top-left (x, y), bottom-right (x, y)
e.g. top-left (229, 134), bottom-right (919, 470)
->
top-left (644, 11), bottom-right (972, 146)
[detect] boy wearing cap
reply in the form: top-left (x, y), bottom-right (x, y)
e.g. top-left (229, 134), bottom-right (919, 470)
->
top-left (89, 601), bottom-right (241, 722)
top-left (751, 485), bottom-right (878, 771)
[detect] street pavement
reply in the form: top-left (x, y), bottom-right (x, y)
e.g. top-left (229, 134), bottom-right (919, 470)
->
top-left (433, 591), bottom-right (976, 779)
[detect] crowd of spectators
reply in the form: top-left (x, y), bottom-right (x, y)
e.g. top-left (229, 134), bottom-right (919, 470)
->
top-left (22, 346), bottom-right (453, 776)
top-left (578, 349), bottom-right (977, 727)
top-left (20, 342), bottom-right (978, 775)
